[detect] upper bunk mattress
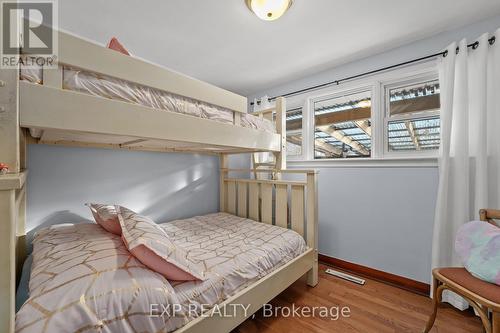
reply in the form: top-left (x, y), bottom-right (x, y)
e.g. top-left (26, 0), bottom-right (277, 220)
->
top-left (16, 213), bottom-right (306, 333)
top-left (20, 67), bottom-right (275, 133)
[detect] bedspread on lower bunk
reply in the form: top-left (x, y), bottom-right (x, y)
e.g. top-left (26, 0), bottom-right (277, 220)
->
top-left (16, 213), bottom-right (306, 333)
top-left (160, 213), bottom-right (307, 307)
top-left (20, 67), bottom-right (276, 133)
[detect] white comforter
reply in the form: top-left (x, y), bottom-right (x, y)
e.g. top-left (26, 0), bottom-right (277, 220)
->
top-left (20, 67), bottom-right (276, 133)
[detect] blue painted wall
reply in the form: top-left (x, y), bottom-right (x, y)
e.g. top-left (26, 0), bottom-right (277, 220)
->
top-left (27, 145), bottom-right (219, 239)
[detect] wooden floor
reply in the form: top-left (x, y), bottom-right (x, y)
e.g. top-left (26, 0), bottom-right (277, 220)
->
top-left (234, 264), bottom-right (482, 333)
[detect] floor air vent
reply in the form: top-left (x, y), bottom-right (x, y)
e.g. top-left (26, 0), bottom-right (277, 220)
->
top-left (325, 268), bottom-right (366, 285)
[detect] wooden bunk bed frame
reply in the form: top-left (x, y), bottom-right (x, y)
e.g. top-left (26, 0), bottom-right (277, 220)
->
top-left (0, 30), bottom-right (318, 333)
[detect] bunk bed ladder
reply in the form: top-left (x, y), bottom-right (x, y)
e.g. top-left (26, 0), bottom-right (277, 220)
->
top-left (251, 96), bottom-right (286, 180)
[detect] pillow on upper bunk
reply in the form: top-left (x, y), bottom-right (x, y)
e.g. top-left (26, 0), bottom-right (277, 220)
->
top-left (107, 37), bottom-right (130, 56)
top-left (85, 203), bottom-right (122, 235)
top-left (116, 206), bottom-right (206, 281)
top-left (455, 220), bottom-right (500, 285)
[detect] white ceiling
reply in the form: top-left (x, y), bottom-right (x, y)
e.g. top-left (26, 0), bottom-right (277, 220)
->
top-left (59, 0), bottom-right (500, 96)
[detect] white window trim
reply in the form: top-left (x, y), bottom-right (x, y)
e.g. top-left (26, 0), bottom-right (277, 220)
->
top-left (382, 73), bottom-right (440, 159)
top-left (285, 96), bottom-right (309, 161)
top-left (288, 156), bottom-right (438, 168)
top-left (285, 60), bottom-right (440, 167)
top-left (307, 84), bottom-right (375, 160)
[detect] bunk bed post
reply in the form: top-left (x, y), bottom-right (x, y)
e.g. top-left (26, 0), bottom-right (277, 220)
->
top-left (233, 112), bottom-right (241, 126)
top-left (0, 189), bottom-right (16, 333)
top-left (274, 97), bottom-right (287, 171)
top-left (17, 128), bottom-right (27, 272)
top-left (306, 171), bottom-right (319, 287)
top-left (0, 70), bottom-right (20, 171)
top-left (0, 68), bottom-right (24, 333)
top-left (219, 154), bottom-right (228, 212)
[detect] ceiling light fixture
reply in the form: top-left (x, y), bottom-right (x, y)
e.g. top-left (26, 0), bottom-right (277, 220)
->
top-left (245, 0), bottom-right (293, 21)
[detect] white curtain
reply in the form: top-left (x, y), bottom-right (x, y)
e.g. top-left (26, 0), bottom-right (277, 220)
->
top-left (432, 29), bottom-right (500, 310)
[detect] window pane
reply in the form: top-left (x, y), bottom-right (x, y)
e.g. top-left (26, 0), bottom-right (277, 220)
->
top-left (388, 117), bottom-right (440, 151)
top-left (286, 107), bottom-right (302, 157)
top-left (389, 80), bottom-right (440, 117)
top-left (387, 80), bottom-right (440, 152)
top-left (313, 91), bottom-right (372, 159)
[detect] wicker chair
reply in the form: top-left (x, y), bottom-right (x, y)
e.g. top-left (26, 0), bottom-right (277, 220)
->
top-left (423, 209), bottom-right (500, 333)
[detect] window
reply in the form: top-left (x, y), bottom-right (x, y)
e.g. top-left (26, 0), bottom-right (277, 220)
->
top-left (385, 79), bottom-right (440, 153)
top-left (286, 107), bottom-right (303, 157)
top-left (313, 90), bottom-right (372, 159)
top-left (280, 64), bottom-right (441, 164)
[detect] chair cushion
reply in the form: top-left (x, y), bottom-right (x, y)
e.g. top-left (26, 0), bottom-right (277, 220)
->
top-left (436, 267), bottom-right (500, 304)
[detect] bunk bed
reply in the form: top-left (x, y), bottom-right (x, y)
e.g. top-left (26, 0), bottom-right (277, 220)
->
top-left (0, 29), bottom-right (318, 333)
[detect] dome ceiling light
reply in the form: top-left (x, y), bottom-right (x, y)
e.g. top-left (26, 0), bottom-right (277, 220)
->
top-left (245, 0), bottom-right (293, 21)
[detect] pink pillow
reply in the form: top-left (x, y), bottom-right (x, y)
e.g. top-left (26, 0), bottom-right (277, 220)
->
top-left (85, 203), bottom-right (121, 235)
top-left (107, 37), bottom-right (130, 56)
top-left (117, 206), bottom-right (206, 281)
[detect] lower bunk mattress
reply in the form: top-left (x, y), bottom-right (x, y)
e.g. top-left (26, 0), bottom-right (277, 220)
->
top-left (16, 212), bottom-right (307, 333)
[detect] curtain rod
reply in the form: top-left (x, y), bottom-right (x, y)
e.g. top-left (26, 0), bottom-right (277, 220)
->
top-left (251, 36), bottom-right (496, 106)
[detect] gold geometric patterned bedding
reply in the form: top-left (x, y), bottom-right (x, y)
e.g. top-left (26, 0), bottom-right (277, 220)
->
top-left (16, 213), bottom-right (307, 333)
top-left (163, 213), bottom-right (307, 307)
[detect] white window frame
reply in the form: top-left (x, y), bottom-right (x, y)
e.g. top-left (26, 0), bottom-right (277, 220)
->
top-left (307, 84), bottom-right (376, 160)
top-left (285, 111), bottom-right (304, 160)
top-left (382, 72), bottom-right (440, 159)
top-left (284, 95), bottom-right (309, 161)
top-left (285, 61), bottom-right (440, 167)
